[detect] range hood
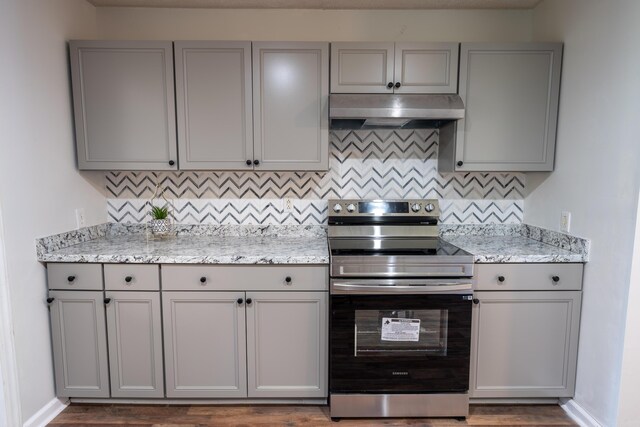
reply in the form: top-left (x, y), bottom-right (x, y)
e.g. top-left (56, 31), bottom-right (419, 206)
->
top-left (329, 94), bottom-right (465, 130)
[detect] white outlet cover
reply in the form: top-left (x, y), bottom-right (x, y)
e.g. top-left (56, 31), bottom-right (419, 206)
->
top-left (560, 211), bottom-right (571, 233)
top-left (283, 198), bottom-right (294, 212)
top-left (75, 208), bottom-right (86, 229)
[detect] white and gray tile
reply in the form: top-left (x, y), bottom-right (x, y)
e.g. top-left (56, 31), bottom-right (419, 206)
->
top-left (106, 129), bottom-right (525, 225)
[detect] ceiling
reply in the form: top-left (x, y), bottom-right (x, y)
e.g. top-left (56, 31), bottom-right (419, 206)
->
top-left (87, 0), bottom-right (542, 9)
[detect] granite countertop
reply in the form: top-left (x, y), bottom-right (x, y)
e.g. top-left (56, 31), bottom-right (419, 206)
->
top-left (37, 223), bottom-right (589, 265)
top-left (442, 235), bottom-right (587, 263)
top-left (37, 225), bottom-right (329, 265)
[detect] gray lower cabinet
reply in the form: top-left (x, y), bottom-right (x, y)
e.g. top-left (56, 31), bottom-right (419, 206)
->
top-left (69, 41), bottom-right (178, 171)
top-left (105, 291), bottom-right (164, 398)
top-left (49, 291), bottom-right (110, 398)
top-left (470, 290), bottom-right (582, 398)
top-left (162, 291), bottom-right (248, 398)
top-left (246, 292), bottom-right (327, 398)
top-left (439, 43), bottom-right (563, 172)
top-left (174, 41), bottom-right (254, 170)
top-left (252, 42), bottom-right (329, 171)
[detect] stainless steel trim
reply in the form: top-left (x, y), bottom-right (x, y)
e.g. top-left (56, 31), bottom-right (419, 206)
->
top-left (328, 225), bottom-right (438, 238)
top-left (329, 94), bottom-right (465, 120)
top-left (330, 393), bottom-right (469, 418)
top-left (331, 280), bottom-right (472, 295)
top-left (330, 256), bottom-right (474, 278)
top-left (328, 198), bottom-right (440, 219)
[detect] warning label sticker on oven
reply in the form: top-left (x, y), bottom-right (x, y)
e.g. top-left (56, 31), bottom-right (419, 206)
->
top-left (381, 318), bottom-right (420, 342)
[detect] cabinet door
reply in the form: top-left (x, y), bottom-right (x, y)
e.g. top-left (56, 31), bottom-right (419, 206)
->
top-left (330, 42), bottom-right (395, 93)
top-left (70, 41), bottom-right (177, 170)
top-left (163, 291), bottom-right (247, 398)
top-left (253, 42), bottom-right (329, 171)
top-left (394, 43), bottom-right (459, 94)
top-left (105, 291), bottom-right (164, 398)
top-left (49, 291), bottom-right (109, 397)
top-left (175, 41), bottom-right (254, 170)
top-left (246, 291), bottom-right (327, 398)
top-left (454, 43), bottom-right (562, 172)
top-left (470, 291), bottom-right (581, 398)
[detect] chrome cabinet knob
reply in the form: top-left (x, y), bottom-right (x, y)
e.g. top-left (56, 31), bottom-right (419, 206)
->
top-left (333, 204), bottom-right (342, 213)
top-left (346, 203), bottom-right (356, 213)
top-left (411, 203), bottom-right (421, 212)
top-left (425, 203), bottom-right (435, 212)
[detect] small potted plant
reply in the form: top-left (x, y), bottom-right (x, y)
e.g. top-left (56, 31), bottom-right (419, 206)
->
top-left (149, 205), bottom-right (170, 234)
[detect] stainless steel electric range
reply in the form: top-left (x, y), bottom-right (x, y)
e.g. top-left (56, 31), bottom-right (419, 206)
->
top-left (328, 199), bottom-right (474, 420)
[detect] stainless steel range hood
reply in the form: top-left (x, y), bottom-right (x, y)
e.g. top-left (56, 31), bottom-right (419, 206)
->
top-left (329, 94), bottom-right (465, 130)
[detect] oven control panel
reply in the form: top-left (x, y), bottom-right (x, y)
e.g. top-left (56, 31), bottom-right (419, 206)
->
top-left (328, 199), bottom-right (440, 218)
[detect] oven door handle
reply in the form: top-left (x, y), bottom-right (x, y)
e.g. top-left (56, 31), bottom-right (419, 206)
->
top-left (331, 282), bottom-right (473, 295)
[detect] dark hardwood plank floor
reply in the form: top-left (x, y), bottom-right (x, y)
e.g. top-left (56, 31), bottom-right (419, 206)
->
top-left (48, 404), bottom-right (576, 426)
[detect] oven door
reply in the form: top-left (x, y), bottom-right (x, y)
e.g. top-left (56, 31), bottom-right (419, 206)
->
top-left (330, 280), bottom-right (472, 394)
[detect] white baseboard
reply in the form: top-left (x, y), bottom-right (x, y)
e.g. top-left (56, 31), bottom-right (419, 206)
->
top-left (23, 397), bottom-right (68, 427)
top-left (560, 398), bottom-right (603, 427)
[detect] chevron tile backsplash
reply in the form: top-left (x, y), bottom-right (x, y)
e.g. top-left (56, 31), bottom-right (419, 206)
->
top-left (106, 129), bottom-right (525, 225)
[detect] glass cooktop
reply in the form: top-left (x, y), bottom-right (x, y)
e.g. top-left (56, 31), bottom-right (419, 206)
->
top-left (329, 238), bottom-right (471, 257)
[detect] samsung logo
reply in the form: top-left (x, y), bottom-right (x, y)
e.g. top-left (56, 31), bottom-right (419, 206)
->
top-left (392, 371), bottom-right (409, 376)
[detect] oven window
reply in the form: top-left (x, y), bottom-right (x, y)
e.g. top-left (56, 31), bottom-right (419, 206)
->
top-left (354, 309), bottom-right (448, 357)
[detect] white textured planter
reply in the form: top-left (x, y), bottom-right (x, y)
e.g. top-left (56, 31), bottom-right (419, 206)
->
top-left (150, 219), bottom-right (170, 234)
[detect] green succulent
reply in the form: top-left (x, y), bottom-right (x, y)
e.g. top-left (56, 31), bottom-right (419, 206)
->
top-left (150, 205), bottom-right (169, 220)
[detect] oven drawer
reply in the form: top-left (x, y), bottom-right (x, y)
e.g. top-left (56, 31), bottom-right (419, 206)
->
top-left (475, 263), bottom-right (583, 291)
top-left (162, 265), bottom-right (328, 291)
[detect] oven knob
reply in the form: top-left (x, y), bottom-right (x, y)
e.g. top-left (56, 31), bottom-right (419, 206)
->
top-left (425, 203), bottom-right (435, 212)
top-left (411, 203), bottom-right (421, 212)
top-left (347, 203), bottom-right (356, 213)
top-left (332, 203), bottom-right (342, 213)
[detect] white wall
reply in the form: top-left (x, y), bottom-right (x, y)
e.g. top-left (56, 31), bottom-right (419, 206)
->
top-left (95, 7), bottom-right (533, 41)
top-left (0, 203), bottom-right (19, 427)
top-left (617, 191), bottom-right (640, 426)
top-left (530, 1), bottom-right (640, 425)
top-left (0, 0), bottom-right (105, 422)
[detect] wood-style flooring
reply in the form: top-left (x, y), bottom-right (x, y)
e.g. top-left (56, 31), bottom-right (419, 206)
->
top-left (49, 404), bottom-right (577, 426)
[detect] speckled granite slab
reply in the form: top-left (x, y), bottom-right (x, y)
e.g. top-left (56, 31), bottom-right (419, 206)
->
top-left (38, 233), bottom-right (329, 264)
top-left (107, 223), bottom-right (328, 238)
top-left (37, 221), bottom-right (588, 265)
top-left (442, 235), bottom-right (586, 263)
top-left (36, 223), bottom-right (327, 258)
top-left (439, 223), bottom-right (589, 262)
top-left (36, 223), bottom-right (109, 259)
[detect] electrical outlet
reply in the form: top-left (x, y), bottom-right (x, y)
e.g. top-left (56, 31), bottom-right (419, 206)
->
top-left (283, 198), bottom-right (294, 212)
top-left (560, 211), bottom-right (571, 233)
top-left (75, 208), bottom-right (86, 229)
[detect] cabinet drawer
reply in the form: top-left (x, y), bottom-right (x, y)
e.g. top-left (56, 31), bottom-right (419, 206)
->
top-left (475, 263), bottom-right (583, 291)
top-left (162, 265), bottom-right (328, 291)
top-left (47, 263), bottom-right (102, 290)
top-left (104, 265), bottom-right (160, 291)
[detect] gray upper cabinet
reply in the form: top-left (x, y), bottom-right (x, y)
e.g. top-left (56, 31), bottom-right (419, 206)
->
top-left (246, 291), bottom-right (327, 398)
top-left (252, 42), bottom-right (329, 171)
top-left (174, 42), bottom-right (254, 170)
top-left (439, 43), bottom-right (563, 172)
top-left (70, 41), bottom-right (178, 170)
top-left (331, 42), bottom-right (458, 94)
top-left (49, 291), bottom-right (110, 398)
top-left (330, 42), bottom-right (394, 93)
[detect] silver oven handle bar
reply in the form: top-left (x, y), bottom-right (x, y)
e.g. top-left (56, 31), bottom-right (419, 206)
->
top-left (331, 281), bottom-right (472, 295)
